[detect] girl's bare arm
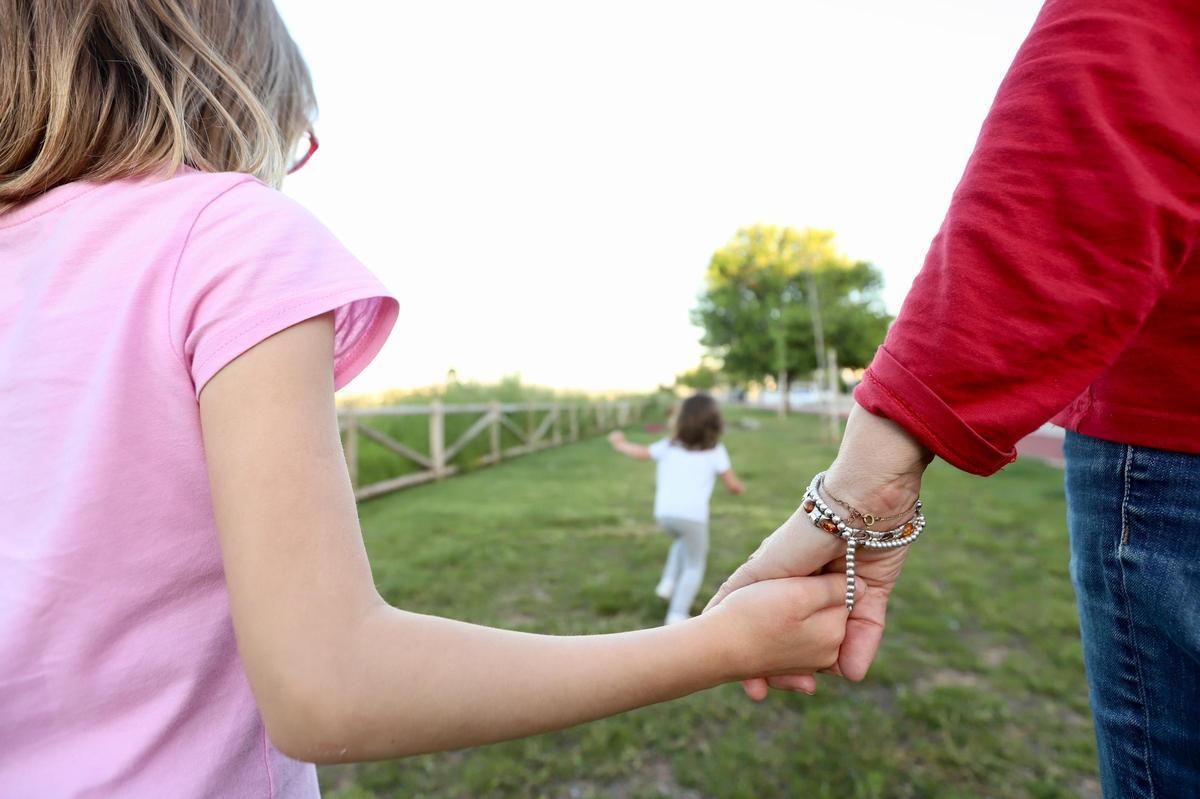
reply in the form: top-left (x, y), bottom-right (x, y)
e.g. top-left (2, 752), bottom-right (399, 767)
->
top-left (199, 314), bottom-right (850, 763)
top-left (607, 430), bottom-right (652, 460)
top-left (720, 469), bottom-right (745, 494)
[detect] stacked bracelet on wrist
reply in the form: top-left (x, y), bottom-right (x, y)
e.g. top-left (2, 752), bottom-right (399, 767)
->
top-left (802, 471), bottom-right (925, 611)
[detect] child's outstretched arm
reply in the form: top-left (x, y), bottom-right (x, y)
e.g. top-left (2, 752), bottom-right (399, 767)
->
top-left (199, 315), bottom-right (851, 764)
top-left (720, 469), bottom-right (745, 495)
top-left (607, 430), bottom-right (651, 460)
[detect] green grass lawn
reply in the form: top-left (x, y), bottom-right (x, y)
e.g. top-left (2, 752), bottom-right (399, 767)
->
top-left (319, 410), bottom-right (1099, 799)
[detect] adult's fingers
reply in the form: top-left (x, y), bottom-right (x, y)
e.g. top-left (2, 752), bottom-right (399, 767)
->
top-left (704, 507), bottom-right (845, 613)
top-left (836, 582), bottom-right (890, 681)
top-left (819, 546), bottom-right (907, 681)
top-left (704, 545), bottom-right (768, 613)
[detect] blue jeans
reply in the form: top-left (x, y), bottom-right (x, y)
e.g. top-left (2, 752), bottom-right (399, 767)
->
top-left (1065, 431), bottom-right (1200, 798)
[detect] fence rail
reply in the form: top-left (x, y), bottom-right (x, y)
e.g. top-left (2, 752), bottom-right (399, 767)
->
top-left (339, 400), bottom-right (650, 501)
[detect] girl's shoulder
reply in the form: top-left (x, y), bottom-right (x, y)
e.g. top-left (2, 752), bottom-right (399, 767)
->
top-left (80, 168), bottom-right (302, 233)
top-left (647, 437), bottom-right (673, 460)
top-left (178, 170), bottom-right (295, 221)
top-left (655, 439), bottom-right (728, 457)
top-left (0, 168), bottom-right (265, 233)
top-left (160, 170), bottom-right (393, 397)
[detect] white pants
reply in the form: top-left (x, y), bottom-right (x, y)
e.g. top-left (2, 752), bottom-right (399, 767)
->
top-left (656, 516), bottom-right (709, 617)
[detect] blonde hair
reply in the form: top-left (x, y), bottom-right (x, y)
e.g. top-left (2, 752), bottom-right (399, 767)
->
top-left (0, 0), bottom-right (315, 213)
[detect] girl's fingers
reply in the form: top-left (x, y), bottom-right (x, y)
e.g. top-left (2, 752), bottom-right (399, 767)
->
top-left (741, 673), bottom-right (818, 698)
top-left (799, 573), bottom-right (863, 615)
top-left (741, 677), bottom-right (769, 701)
top-left (767, 674), bottom-right (817, 693)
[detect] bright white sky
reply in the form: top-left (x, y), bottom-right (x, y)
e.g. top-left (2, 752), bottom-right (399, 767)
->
top-left (276, 0), bottom-right (1044, 395)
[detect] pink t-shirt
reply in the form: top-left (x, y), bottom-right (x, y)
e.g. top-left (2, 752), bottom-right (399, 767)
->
top-left (0, 169), bottom-right (397, 797)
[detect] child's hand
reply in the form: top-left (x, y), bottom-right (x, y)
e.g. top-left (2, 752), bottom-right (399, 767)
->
top-left (729, 479), bottom-right (746, 495)
top-left (707, 572), bottom-right (854, 683)
top-left (607, 430), bottom-right (626, 446)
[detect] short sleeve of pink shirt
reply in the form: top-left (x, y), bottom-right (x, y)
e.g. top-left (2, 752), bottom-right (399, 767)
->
top-left (169, 177), bottom-right (397, 395)
top-left (0, 169), bottom-right (396, 798)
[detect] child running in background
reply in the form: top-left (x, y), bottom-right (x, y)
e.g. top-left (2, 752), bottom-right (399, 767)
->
top-left (0, 3), bottom-right (854, 795)
top-left (609, 394), bottom-right (745, 625)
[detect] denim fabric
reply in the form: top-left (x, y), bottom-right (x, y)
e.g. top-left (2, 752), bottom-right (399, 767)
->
top-left (1065, 431), bottom-right (1200, 798)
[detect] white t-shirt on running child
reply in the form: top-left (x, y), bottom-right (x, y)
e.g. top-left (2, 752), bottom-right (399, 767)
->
top-left (648, 439), bottom-right (732, 524)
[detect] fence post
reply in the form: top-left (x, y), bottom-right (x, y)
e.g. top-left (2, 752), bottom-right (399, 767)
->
top-left (430, 399), bottom-right (446, 478)
top-left (525, 401), bottom-right (534, 447)
top-left (826, 348), bottom-right (840, 444)
top-left (569, 404), bottom-right (579, 442)
top-left (489, 400), bottom-right (501, 464)
top-left (553, 402), bottom-right (562, 445)
top-left (343, 410), bottom-right (359, 488)
top-left (778, 369), bottom-right (788, 419)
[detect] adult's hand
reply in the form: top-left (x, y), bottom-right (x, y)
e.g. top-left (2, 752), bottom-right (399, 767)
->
top-left (704, 405), bottom-right (931, 695)
top-left (702, 507), bottom-right (845, 698)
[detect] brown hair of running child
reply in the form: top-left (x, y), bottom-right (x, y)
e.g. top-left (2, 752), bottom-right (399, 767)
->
top-left (673, 393), bottom-right (722, 451)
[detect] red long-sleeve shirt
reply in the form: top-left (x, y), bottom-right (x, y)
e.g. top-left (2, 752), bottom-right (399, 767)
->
top-left (854, 0), bottom-right (1200, 475)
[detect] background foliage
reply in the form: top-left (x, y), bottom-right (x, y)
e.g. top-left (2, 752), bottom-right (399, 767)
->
top-left (691, 225), bottom-right (892, 387)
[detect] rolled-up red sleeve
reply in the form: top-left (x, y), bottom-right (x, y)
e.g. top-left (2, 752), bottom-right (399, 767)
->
top-left (855, 0), bottom-right (1200, 475)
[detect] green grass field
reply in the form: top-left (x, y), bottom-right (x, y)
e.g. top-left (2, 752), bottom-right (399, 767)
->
top-left (319, 410), bottom-right (1099, 799)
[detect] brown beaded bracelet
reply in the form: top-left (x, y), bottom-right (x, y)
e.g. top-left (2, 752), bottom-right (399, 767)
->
top-left (802, 472), bottom-right (925, 610)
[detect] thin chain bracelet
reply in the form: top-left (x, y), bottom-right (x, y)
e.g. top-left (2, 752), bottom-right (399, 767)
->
top-left (821, 480), bottom-right (917, 528)
top-left (801, 472), bottom-right (925, 610)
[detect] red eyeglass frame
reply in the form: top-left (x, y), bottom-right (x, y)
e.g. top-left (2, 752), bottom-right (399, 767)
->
top-left (287, 129), bottom-right (319, 175)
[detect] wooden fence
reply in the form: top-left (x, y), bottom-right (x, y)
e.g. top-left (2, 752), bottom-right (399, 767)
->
top-left (339, 400), bottom-right (651, 501)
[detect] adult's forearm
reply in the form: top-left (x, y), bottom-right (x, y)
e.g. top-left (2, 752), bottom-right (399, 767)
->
top-left (859, 0), bottom-right (1199, 475)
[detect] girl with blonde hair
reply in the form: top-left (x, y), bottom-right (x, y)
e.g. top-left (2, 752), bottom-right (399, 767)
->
top-left (0, 2), bottom-right (850, 795)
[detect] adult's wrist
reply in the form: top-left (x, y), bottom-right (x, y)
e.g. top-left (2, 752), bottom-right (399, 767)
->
top-left (821, 467), bottom-right (921, 521)
top-left (824, 405), bottom-right (930, 515)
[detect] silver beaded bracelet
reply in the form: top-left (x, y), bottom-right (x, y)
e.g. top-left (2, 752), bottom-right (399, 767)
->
top-left (802, 472), bottom-right (925, 610)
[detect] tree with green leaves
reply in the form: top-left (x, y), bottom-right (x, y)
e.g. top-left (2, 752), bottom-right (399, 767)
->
top-left (692, 225), bottom-right (891, 396)
top-left (675, 362), bottom-right (721, 391)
